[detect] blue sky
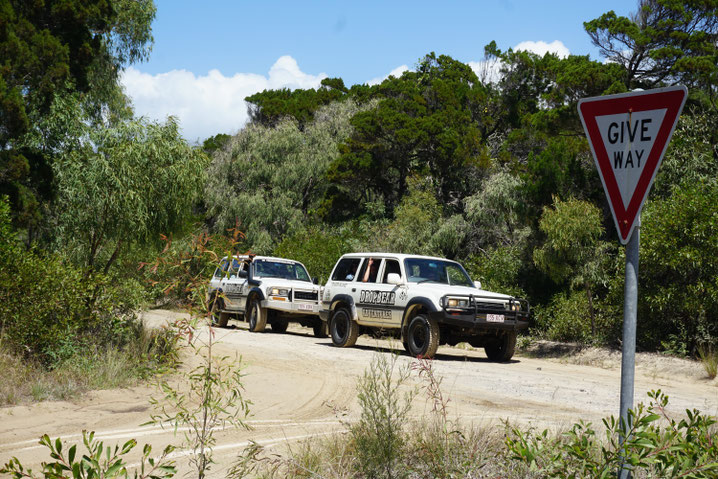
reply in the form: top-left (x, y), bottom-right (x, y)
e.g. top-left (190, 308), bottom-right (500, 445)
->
top-left (121, 0), bottom-right (635, 142)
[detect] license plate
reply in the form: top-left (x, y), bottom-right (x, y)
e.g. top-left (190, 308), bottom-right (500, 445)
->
top-left (486, 314), bottom-right (505, 323)
top-left (298, 303), bottom-right (313, 311)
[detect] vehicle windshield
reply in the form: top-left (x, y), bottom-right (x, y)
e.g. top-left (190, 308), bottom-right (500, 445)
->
top-left (404, 258), bottom-right (474, 287)
top-left (253, 259), bottom-right (311, 282)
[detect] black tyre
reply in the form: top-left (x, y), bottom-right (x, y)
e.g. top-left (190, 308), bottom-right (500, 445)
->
top-left (484, 332), bottom-right (517, 362)
top-left (313, 321), bottom-right (329, 338)
top-left (330, 307), bottom-right (359, 347)
top-left (271, 318), bottom-right (288, 333)
top-left (406, 314), bottom-right (440, 358)
top-left (210, 294), bottom-right (230, 327)
top-left (247, 297), bottom-right (267, 332)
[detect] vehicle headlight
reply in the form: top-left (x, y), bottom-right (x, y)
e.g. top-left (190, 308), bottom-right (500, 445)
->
top-left (270, 288), bottom-right (289, 297)
top-left (447, 298), bottom-right (469, 308)
top-left (505, 302), bottom-right (521, 311)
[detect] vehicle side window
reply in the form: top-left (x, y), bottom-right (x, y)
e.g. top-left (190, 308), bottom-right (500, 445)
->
top-left (382, 259), bottom-right (401, 283)
top-left (331, 258), bottom-right (361, 281)
top-left (357, 257), bottom-right (381, 283)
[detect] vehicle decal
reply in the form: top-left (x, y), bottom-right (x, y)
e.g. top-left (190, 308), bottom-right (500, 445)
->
top-left (361, 308), bottom-right (392, 320)
top-left (359, 290), bottom-right (396, 306)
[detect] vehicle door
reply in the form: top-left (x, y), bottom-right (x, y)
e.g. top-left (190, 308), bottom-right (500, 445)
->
top-left (356, 257), bottom-right (407, 327)
top-left (209, 258), bottom-right (228, 298)
top-left (324, 257), bottom-right (363, 319)
top-left (222, 258), bottom-right (248, 311)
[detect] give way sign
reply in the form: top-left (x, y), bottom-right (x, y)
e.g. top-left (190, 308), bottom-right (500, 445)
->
top-left (578, 86), bottom-right (687, 244)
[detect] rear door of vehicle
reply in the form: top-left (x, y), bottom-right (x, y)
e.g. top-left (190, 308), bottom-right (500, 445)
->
top-left (223, 259), bottom-right (248, 311)
top-left (356, 257), bottom-right (407, 327)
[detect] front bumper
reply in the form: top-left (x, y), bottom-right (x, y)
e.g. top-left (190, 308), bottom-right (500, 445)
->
top-left (261, 298), bottom-right (320, 315)
top-left (431, 294), bottom-right (530, 332)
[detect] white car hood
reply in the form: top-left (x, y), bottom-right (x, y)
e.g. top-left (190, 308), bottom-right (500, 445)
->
top-left (254, 277), bottom-right (318, 291)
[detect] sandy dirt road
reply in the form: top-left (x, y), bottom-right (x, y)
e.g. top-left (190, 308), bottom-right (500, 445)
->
top-left (1, 309), bottom-right (716, 477)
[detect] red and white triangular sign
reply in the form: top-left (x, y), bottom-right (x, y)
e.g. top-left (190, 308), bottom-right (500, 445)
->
top-left (578, 86), bottom-right (687, 244)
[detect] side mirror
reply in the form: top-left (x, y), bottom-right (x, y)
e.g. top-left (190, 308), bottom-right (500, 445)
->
top-left (238, 270), bottom-right (248, 279)
top-left (474, 280), bottom-right (482, 290)
top-left (312, 277), bottom-right (319, 285)
top-left (387, 273), bottom-right (402, 285)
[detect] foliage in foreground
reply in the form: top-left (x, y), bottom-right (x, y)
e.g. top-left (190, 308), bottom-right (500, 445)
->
top-left (145, 229), bottom-right (252, 479)
top-left (1, 431), bottom-right (176, 479)
top-left (251, 356), bottom-right (718, 479)
top-left (507, 390), bottom-right (718, 478)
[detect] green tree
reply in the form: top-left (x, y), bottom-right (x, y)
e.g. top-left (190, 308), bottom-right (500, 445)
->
top-left (584, 0), bottom-right (718, 97)
top-left (0, 0), bottom-right (155, 230)
top-left (533, 197), bottom-right (612, 338)
top-left (54, 116), bottom-right (207, 277)
top-left (323, 53), bottom-right (494, 220)
top-left (639, 181), bottom-right (718, 353)
top-left (206, 99), bottom-right (368, 252)
top-left (245, 77), bottom-right (354, 129)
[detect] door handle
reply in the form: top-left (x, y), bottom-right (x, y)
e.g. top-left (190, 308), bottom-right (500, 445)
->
top-left (352, 288), bottom-right (356, 292)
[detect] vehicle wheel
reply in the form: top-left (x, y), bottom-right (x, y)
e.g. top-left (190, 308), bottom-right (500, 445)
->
top-left (330, 307), bottom-right (358, 347)
top-left (484, 332), bottom-right (517, 362)
top-left (271, 319), bottom-right (288, 333)
top-left (247, 297), bottom-right (267, 332)
top-left (406, 314), bottom-right (440, 358)
top-left (210, 295), bottom-right (229, 327)
top-left (313, 321), bottom-right (329, 338)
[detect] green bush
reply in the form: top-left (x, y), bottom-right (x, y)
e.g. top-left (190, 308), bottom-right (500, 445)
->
top-left (350, 354), bottom-right (414, 479)
top-left (463, 245), bottom-right (526, 298)
top-left (533, 290), bottom-right (621, 344)
top-left (638, 181), bottom-right (718, 354)
top-left (507, 390), bottom-right (718, 478)
top-left (0, 196), bottom-right (170, 369)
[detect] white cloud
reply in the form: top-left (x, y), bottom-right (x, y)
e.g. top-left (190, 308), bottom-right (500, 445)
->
top-left (120, 55), bottom-right (327, 142)
top-left (513, 40), bottom-right (570, 58)
top-left (469, 40), bottom-right (571, 84)
top-left (367, 65), bottom-right (410, 86)
top-left (468, 57), bottom-right (503, 84)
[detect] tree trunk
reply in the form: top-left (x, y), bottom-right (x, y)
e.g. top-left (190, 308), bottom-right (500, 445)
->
top-left (586, 282), bottom-right (596, 339)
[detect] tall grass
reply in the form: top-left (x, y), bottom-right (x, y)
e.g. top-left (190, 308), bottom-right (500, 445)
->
top-left (698, 344), bottom-right (718, 379)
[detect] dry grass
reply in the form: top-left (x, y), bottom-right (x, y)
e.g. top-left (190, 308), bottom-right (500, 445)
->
top-left (248, 420), bottom-right (533, 479)
top-left (0, 324), bottom-right (178, 406)
top-left (698, 344), bottom-right (718, 379)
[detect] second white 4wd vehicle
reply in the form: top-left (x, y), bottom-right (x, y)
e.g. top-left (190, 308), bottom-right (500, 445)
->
top-left (320, 253), bottom-right (530, 361)
top-left (208, 255), bottom-right (327, 337)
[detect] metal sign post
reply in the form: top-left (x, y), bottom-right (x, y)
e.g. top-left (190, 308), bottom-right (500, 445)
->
top-left (577, 87), bottom-right (687, 479)
top-left (618, 216), bottom-right (639, 479)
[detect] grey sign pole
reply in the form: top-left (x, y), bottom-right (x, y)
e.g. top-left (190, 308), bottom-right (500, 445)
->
top-left (618, 215), bottom-right (640, 479)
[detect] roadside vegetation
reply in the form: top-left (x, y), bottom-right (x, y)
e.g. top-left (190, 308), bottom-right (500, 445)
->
top-left (234, 354), bottom-right (718, 479)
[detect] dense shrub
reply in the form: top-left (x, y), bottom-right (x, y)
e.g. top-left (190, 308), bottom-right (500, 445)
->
top-left (638, 182), bottom-right (718, 354)
top-left (0, 197), bottom-right (167, 368)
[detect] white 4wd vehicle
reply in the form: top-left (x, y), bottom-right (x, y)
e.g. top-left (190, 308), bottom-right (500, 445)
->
top-left (320, 253), bottom-right (530, 361)
top-left (207, 255), bottom-right (326, 337)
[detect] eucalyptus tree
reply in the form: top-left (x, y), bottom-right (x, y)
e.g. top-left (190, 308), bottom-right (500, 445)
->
top-left (54, 116), bottom-right (208, 276)
top-left (205, 99), bottom-right (370, 253)
top-left (533, 197), bottom-right (612, 339)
